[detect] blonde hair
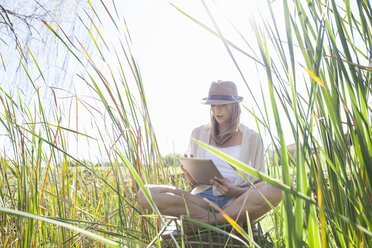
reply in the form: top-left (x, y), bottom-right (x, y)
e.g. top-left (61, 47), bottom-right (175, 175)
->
top-left (210, 103), bottom-right (241, 145)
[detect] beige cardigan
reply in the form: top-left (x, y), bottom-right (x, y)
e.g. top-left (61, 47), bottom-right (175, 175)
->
top-left (186, 124), bottom-right (265, 196)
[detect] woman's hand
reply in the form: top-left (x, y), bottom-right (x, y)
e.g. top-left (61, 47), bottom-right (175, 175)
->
top-left (210, 177), bottom-right (244, 197)
top-left (181, 154), bottom-right (197, 187)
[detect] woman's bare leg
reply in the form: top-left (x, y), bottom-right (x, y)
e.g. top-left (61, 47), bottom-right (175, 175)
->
top-left (189, 181), bottom-right (282, 225)
top-left (137, 185), bottom-right (211, 219)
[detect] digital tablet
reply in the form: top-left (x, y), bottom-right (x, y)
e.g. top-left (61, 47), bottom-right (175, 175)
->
top-left (179, 158), bottom-right (222, 185)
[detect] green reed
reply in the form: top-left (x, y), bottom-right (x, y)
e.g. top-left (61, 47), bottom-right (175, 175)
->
top-left (261, 1), bottom-right (371, 247)
top-left (0, 0), bottom-right (371, 247)
top-left (1, 0), bottom-right (176, 246)
top-left (175, 0), bottom-right (371, 247)
top-left (213, 0), bottom-right (369, 247)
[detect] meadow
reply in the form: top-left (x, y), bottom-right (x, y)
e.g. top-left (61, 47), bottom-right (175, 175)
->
top-left (0, 0), bottom-right (371, 247)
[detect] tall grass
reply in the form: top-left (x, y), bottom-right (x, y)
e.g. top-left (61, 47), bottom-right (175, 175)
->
top-left (186, 0), bottom-right (371, 247)
top-left (0, 0), bottom-right (371, 247)
top-left (256, 1), bottom-right (371, 247)
top-left (1, 0), bottom-right (170, 246)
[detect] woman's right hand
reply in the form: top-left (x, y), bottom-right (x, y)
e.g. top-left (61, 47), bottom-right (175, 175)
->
top-left (181, 154), bottom-right (197, 187)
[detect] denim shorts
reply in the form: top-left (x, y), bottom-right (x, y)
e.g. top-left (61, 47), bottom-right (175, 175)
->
top-left (196, 188), bottom-right (233, 210)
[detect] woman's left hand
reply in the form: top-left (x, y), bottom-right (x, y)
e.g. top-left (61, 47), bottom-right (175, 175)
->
top-left (210, 177), bottom-right (244, 197)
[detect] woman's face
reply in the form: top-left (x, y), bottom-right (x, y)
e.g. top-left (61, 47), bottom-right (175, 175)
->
top-left (211, 104), bottom-right (231, 126)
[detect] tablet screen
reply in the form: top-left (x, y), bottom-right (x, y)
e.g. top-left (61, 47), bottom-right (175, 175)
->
top-left (179, 158), bottom-right (222, 185)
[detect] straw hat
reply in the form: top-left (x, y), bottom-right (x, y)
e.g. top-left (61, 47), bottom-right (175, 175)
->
top-left (201, 80), bottom-right (243, 105)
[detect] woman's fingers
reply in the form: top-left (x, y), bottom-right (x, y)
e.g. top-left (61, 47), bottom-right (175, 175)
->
top-left (217, 185), bottom-right (227, 194)
top-left (211, 177), bottom-right (226, 186)
top-left (211, 178), bottom-right (226, 191)
top-left (214, 176), bottom-right (225, 184)
top-left (211, 177), bottom-right (236, 196)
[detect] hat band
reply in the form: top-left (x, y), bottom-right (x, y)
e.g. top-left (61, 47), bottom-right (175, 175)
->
top-left (206, 95), bottom-right (239, 101)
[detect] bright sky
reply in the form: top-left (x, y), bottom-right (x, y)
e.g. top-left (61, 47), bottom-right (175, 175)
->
top-left (118, 0), bottom-right (280, 155)
top-left (0, 0), bottom-right (293, 160)
top-left (0, 0), bottom-right (367, 163)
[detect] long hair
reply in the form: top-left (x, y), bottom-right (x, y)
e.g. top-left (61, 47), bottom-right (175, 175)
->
top-left (210, 103), bottom-right (241, 146)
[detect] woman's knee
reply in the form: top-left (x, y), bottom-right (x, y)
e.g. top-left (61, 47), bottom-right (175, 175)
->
top-left (137, 185), bottom-right (176, 210)
top-left (137, 186), bottom-right (152, 210)
top-left (267, 183), bottom-right (282, 206)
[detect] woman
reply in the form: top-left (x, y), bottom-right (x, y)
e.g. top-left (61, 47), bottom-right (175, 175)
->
top-left (137, 80), bottom-right (282, 228)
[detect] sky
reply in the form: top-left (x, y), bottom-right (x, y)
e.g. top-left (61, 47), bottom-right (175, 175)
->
top-left (1, 0), bottom-right (368, 163)
top-left (4, 0), bottom-right (356, 160)
top-left (0, 0), bottom-right (291, 159)
top-left (121, 0), bottom-right (369, 156)
top-left (116, 0), bottom-right (280, 155)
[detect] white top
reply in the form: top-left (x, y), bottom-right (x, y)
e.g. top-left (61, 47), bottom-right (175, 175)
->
top-left (204, 145), bottom-right (241, 182)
